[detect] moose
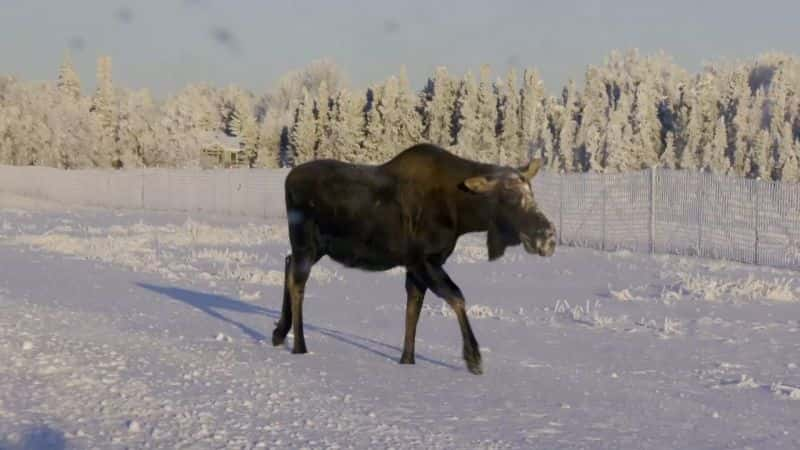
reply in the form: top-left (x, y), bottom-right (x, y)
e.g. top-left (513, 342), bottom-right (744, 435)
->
top-left (272, 144), bottom-right (556, 374)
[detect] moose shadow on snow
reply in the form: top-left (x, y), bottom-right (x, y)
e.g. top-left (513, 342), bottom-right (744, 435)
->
top-left (0, 424), bottom-right (67, 450)
top-left (136, 282), bottom-right (458, 370)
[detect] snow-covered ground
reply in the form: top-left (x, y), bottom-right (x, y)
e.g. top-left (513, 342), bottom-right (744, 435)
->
top-left (0, 192), bottom-right (799, 449)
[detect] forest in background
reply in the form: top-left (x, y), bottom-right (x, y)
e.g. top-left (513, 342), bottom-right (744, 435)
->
top-left (2, 50), bottom-right (800, 182)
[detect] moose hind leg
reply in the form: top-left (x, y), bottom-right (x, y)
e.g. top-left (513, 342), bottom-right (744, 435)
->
top-left (272, 254), bottom-right (293, 346)
top-left (289, 254), bottom-right (313, 354)
top-left (400, 272), bottom-right (426, 365)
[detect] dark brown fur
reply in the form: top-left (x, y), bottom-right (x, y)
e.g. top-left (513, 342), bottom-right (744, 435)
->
top-left (272, 144), bottom-right (556, 374)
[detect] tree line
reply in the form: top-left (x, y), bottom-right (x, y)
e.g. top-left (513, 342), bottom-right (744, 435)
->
top-left (2, 50), bottom-right (800, 181)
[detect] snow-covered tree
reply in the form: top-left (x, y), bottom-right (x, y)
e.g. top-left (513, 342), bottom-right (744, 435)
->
top-left (92, 56), bottom-right (116, 136)
top-left (474, 65), bottom-right (498, 163)
top-left (577, 67), bottom-right (610, 172)
top-left (557, 80), bottom-right (580, 171)
top-left (775, 121), bottom-right (796, 179)
top-left (520, 69), bottom-right (546, 161)
top-left (254, 109), bottom-right (283, 168)
top-left (395, 65), bottom-right (423, 148)
top-left (781, 141), bottom-right (800, 182)
top-left (747, 128), bottom-right (772, 178)
top-left (314, 80), bottom-right (335, 160)
top-left (451, 71), bottom-right (478, 158)
top-left (57, 51), bottom-right (81, 100)
top-left (264, 58), bottom-right (346, 115)
top-left (703, 116), bottom-right (730, 173)
top-left (289, 88), bottom-right (317, 165)
top-left (660, 131), bottom-right (677, 169)
top-left (376, 76), bottom-right (402, 160)
top-left (422, 66), bottom-right (457, 147)
top-left (497, 69), bottom-right (522, 165)
top-left (361, 86), bottom-right (384, 163)
top-left (631, 78), bottom-right (662, 168)
top-left (329, 89), bottom-right (366, 163)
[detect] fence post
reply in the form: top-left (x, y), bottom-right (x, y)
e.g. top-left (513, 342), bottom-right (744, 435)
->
top-left (754, 180), bottom-right (760, 265)
top-left (558, 175), bottom-right (564, 246)
top-left (228, 170), bottom-right (233, 216)
top-left (601, 174), bottom-right (607, 252)
top-left (649, 166), bottom-right (656, 254)
top-left (697, 171), bottom-right (705, 257)
top-left (166, 170), bottom-right (172, 211)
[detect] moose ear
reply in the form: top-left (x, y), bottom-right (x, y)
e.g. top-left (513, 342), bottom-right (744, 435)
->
top-left (519, 159), bottom-right (543, 180)
top-left (462, 176), bottom-right (499, 193)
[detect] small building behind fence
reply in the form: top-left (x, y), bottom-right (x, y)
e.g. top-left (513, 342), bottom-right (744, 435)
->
top-left (200, 132), bottom-right (248, 169)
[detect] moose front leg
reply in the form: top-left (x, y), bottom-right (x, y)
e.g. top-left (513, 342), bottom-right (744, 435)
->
top-left (418, 263), bottom-right (482, 375)
top-left (400, 271), bottom-right (426, 365)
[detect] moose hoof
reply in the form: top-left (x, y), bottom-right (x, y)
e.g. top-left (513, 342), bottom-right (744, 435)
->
top-left (291, 346), bottom-right (308, 355)
top-left (466, 360), bottom-right (483, 375)
top-left (271, 329), bottom-right (287, 347)
top-left (399, 355), bottom-right (415, 365)
top-left (465, 352), bottom-right (483, 375)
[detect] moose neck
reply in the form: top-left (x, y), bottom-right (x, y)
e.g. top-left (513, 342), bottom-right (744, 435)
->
top-left (454, 192), bottom-right (496, 235)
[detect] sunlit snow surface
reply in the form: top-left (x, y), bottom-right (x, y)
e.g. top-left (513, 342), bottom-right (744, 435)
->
top-left (0, 193), bottom-right (798, 449)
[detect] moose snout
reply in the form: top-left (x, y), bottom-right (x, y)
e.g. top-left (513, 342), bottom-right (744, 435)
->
top-left (536, 226), bottom-right (556, 257)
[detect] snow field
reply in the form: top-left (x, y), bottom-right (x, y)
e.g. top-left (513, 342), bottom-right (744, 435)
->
top-left (0, 199), bottom-right (799, 448)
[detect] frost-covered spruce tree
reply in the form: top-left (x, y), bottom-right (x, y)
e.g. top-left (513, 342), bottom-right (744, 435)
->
top-left (57, 51), bottom-right (81, 101)
top-left (163, 84), bottom-right (219, 133)
top-left (746, 128), bottom-right (771, 178)
top-left (767, 69), bottom-right (788, 140)
top-left (537, 96), bottom-right (561, 169)
top-left (631, 78), bottom-right (661, 168)
top-left (724, 80), bottom-right (753, 175)
top-left (221, 85), bottom-right (252, 137)
top-left (376, 76), bottom-right (402, 160)
top-left (361, 86), bottom-right (385, 163)
top-left (577, 67), bottom-right (610, 172)
top-left (396, 66), bottom-right (423, 149)
top-left (329, 89), bottom-right (366, 163)
top-left (451, 71), bottom-right (478, 159)
top-left (314, 80), bottom-right (335, 160)
top-left (112, 88), bottom-right (153, 168)
top-left (92, 56), bottom-right (116, 144)
top-left (660, 131), bottom-right (677, 169)
top-left (679, 91), bottom-right (702, 170)
top-left (240, 112), bottom-right (259, 166)
top-left (602, 91), bottom-right (636, 172)
top-left (781, 141), bottom-right (800, 182)
top-left (289, 88), bottom-right (317, 165)
top-left (255, 110), bottom-right (283, 168)
top-left (422, 66), bottom-right (457, 147)
top-left (557, 80), bottom-right (580, 172)
top-left (497, 69), bottom-right (522, 165)
top-left (775, 122), bottom-right (796, 180)
top-left (474, 65), bottom-right (498, 163)
top-left (703, 116), bottom-right (730, 173)
top-left (520, 68), bottom-right (546, 161)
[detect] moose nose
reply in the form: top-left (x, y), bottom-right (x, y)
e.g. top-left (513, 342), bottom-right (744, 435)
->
top-left (537, 226), bottom-right (557, 257)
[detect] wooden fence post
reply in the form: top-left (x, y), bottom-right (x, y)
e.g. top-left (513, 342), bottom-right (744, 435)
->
top-left (649, 166), bottom-right (656, 254)
top-left (697, 171), bottom-right (705, 257)
top-left (558, 175), bottom-right (564, 246)
top-left (601, 174), bottom-right (607, 252)
top-left (754, 180), bottom-right (760, 265)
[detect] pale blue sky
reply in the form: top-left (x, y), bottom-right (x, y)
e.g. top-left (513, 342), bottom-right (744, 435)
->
top-left (2, 0), bottom-right (799, 97)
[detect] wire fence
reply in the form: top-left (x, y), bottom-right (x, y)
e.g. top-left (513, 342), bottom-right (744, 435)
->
top-left (531, 168), bottom-right (800, 270)
top-left (3, 165), bottom-right (800, 270)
